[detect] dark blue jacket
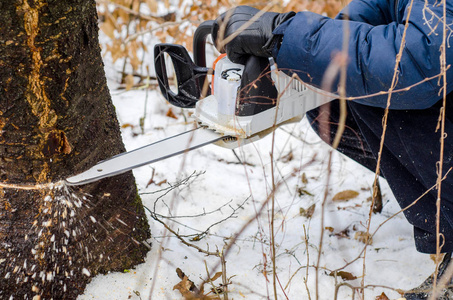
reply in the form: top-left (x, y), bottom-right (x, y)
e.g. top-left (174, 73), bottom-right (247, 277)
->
top-left (274, 0), bottom-right (453, 109)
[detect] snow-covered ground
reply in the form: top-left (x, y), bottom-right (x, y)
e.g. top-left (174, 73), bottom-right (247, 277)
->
top-left (76, 86), bottom-right (437, 300)
top-left (78, 30), bottom-right (436, 300)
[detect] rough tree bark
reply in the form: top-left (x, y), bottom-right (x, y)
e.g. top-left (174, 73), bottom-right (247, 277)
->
top-left (0, 0), bottom-right (151, 299)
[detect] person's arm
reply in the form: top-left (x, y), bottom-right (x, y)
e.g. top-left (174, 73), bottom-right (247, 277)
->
top-left (275, 0), bottom-right (452, 109)
top-left (335, 0), bottom-right (397, 25)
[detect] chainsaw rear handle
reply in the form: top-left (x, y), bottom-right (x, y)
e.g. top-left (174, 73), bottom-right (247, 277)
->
top-left (193, 20), bottom-right (277, 116)
top-left (192, 20), bottom-right (215, 97)
top-left (193, 20), bottom-right (214, 69)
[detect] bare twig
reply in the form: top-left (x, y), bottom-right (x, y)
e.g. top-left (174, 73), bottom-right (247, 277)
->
top-left (431, 0), bottom-right (450, 296)
top-left (315, 151), bottom-right (333, 300)
top-left (303, 225), bottom-right (312, 300)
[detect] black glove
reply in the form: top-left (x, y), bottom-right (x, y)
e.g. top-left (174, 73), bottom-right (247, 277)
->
top-left (212, 6), bottom-right (295, 64)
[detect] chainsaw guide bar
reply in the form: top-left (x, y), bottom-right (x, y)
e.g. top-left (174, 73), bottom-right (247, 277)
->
top-left (65, 127), bottom-right (227, 186)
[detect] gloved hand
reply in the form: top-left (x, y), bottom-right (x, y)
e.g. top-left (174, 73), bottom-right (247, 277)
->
top-left (212, 6), bottom-right (295, 64)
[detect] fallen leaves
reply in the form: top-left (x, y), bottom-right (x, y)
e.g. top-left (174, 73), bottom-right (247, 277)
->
top-left (173, 268), bottom-right (228, 299)
top-left (327, 225), bottom-right (373, 245)
top-left (166, 108), bottom-right (178, 119)
top-left (121, 123), bottom-right (135, 129)
top-left (279, 150), bottom-right (294, 163)
top-left (301, 172), bottom-right (308, 184)
top-left (300, 203), bottom-right (316, 218)
top-left (174, 275), bottom-right (198, 298)
top-left (328, 270), bottom-right (357, 281)
top-left (375, 292), bottom-right (390, 300)
top-left (354, 231), bottom-right (373, 245)
top-left (173, 268), bottom-right (201, 298)
top-left (209, 272), bottom-right (223, 282)
top-left (125, 73), bottom-right (135, 91)
top-left (297, 187), bottom-right (314, 197)
top-left (332, 190), bottom-right (360, 201)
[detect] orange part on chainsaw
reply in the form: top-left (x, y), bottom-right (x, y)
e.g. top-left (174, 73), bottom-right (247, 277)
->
top-left (211, 53), bottom-right (227, 93)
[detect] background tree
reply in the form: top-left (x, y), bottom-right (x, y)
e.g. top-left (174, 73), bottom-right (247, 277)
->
top-left (0, 0), bottom-right (151, 298)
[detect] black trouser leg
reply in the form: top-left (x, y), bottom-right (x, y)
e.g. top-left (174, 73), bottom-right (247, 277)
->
top-left (306, 99), bottom-right (453, 253)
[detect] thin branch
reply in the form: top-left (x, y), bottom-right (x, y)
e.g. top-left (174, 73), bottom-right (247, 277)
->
top-left (431, 0), bottom-right (450, 296)
top-left (149, 210), bottom-right (219, 256)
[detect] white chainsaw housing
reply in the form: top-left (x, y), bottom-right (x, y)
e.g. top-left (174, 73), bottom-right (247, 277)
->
top-left (195, 57), bottom-right (335, 148)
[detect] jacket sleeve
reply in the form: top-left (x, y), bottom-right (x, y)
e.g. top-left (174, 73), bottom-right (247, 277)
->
top-left (336, 0), bottom-right (397, 25)
top-left (274, 0), bottom-right (453, 109)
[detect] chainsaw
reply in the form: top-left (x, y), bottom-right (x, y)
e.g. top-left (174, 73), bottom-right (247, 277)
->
top-left (65, 20), bottom-right (333, 186)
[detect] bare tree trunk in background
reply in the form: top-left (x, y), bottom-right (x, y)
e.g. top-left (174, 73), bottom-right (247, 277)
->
top-left (0, 0), bottom-right (151, 298)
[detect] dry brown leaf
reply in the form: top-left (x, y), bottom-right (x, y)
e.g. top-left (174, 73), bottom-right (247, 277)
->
top-left (167, 25), bottom-right (180, 38)
top-left (297, 187), bottom-right (314, 197)
top-left (166, 108), bottom-right (178, 119)
top-left (173, 268), bottom-right (217, 299)
top-left (129, 41), bottom-right (141, 71)
top-left (100, 19), bottom-right (116, 40)
top-left (125, 74), bottom-right (134, 91)
top-left (121, 123), bottom-right (134, 129)
top-left (354, 231), bottom-right (373, 245)
top-left (375, 292), bottom-right (390, 300)
top-left (325, 226), bottom-right (334, 232)
top-left (334, 228), bottom-right (350, 238)
top-left (332, 190), bottom-right (359, 201)
top-left (173, 276), bottom-right (194, 298)
top-left (145, 0), bottom-right (158, 12)
top-left (107, 39), bottom-right (126, 63)
top-left (146, 179), bottom-right (166, 188)
top-left (300, 204), bottom-right (315, 218)
top-left (156, 179), bottom-right (167, 186)
top-left (132, 0), bottom-right (140, 12)
top-left (129, 53), bottom-right (140, 71)
top-left (301, 172), bottom-right (308, 184)
top-left (328, 270), bottom-right (357, 281)
top-left (117, 8), bottom-right (130, 24)
top-left (210, 271), bottom-right (223, 282)
top-left (175, 268), bottom-right (198, 292)
top-left (430, 253), bottom-right (447, 264)
top-left (280, 150), bottom-right (294, 163)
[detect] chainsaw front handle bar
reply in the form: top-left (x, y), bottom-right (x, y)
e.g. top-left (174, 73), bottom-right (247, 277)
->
top-left (154, 20), bottom-right (216, 108)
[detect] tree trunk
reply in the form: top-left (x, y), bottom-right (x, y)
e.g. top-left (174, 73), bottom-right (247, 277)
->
top-left (0, 0), bottom-right (151, 298)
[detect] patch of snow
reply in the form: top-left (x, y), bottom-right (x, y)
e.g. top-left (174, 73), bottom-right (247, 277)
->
top-left (78, 84), bottom-right (434, 299)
